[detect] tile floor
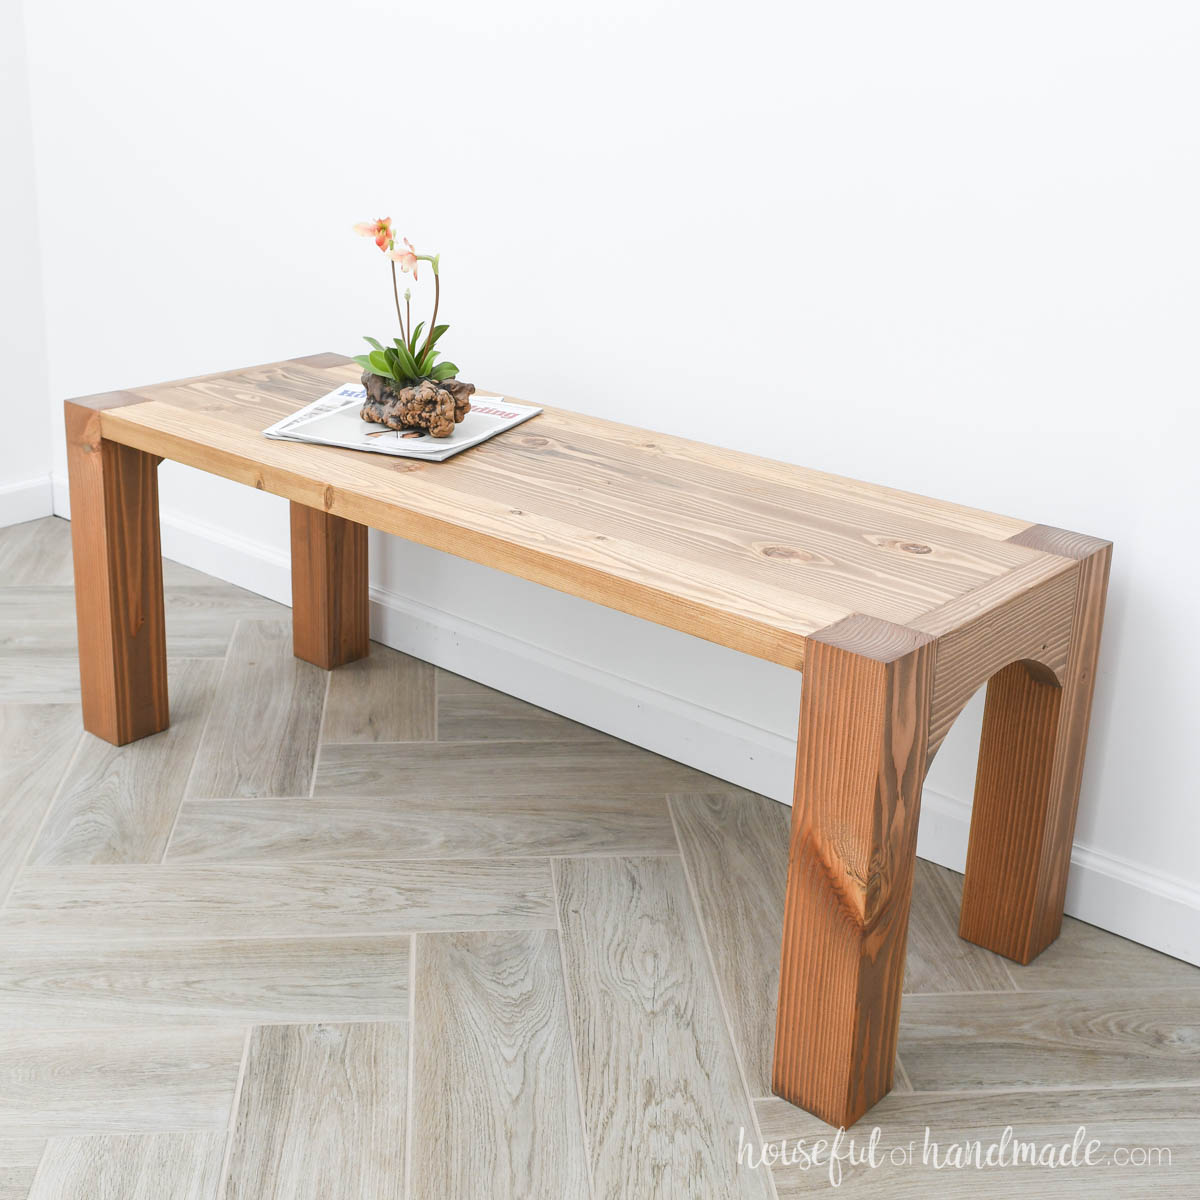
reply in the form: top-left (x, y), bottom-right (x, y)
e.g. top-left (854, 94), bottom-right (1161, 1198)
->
top-left (0, 516), bottom-right (1196, 1198)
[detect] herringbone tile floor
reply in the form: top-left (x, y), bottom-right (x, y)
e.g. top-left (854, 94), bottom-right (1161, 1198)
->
top-left (1, 517), bottom-right (1197, 1198)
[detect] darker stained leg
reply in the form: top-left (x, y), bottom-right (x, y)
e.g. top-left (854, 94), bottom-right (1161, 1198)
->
top-left (289, 502), bottom-right (370, 670)
top-left (959, 532), bottom-right (1112, 963)
top-left (772, 615), bottom-right (935, 1128)
top-left (65, 400), bottom-right (169, 745)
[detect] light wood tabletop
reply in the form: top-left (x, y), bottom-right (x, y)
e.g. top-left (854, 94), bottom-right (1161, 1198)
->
top-left (63, 351), bottom-right (1112, 1131)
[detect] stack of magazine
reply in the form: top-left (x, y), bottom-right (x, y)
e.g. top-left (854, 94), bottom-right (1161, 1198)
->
top-left (263, 383), bottom-right (542, 462)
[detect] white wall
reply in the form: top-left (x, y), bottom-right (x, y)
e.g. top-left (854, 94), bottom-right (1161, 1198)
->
top-left (19, 2), bottom-right (1200, 959)
top-left (0, 0), bottom-right (52, 524)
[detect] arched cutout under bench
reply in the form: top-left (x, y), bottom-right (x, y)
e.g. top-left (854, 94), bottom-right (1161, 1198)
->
top-left (62, 358), bottom-right (1113, 1134)
top-left (773, 524), bottom-right (1111, 1128)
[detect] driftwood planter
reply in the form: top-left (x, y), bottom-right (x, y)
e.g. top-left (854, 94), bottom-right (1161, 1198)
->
top-left (360, 372), bottom-right (474, 438)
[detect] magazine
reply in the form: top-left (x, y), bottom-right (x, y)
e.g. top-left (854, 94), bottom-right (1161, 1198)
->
top-left (263, 383), bottom-right (542, 461)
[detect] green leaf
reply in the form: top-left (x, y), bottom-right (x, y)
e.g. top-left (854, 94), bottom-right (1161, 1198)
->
top-left (352, 354), bottom-right (374, 372)
top-left (431, 361), bottom-right (459, 381)
top-left (417, 348), bottom-right (440, 375)
top-left (392, 341), bottom-right (420, 381)
top-left (363, 336), bottom-right (386, 352)
top-left (367, 350), bottom-right (396, 380)
top-left (424, 323), bottom-right (450, 352)
top-left (407, 322), bottom-right (425, 355)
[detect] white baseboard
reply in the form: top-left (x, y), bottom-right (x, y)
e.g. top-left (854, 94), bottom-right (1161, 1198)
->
top-left (48, 478), bottom-right (1200, 966)
top-left (0, 475), bottom-right (53, 528)
top-left (915, 788), bottom-right (1200, 963)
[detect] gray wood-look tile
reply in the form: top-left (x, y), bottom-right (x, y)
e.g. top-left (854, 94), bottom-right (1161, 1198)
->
top-left (0, 651), bottom-right (81, 704)
top-left (1007, 916), bottom-right (1200, 992)
top-left (163, 586), bottom-right (289, 657)
top-left (756, 1086), bottom-right (1200, 1198)
top-left (315, 738), bottom-right (724, 799)
top-left (410, 929), bottom-right (590, 1198)
top-left (0, 704), bottom-right (80, 904)
top-left (0, 589), bottom-right (75, 655)
top-left (222, 1022), bottom-right (407, 1200)
top-left (434, 669), bottom-right (489, 694)
top-left (0, 1027), bottom-right (243, 1136)
top-left (0, 1140), bottom-right (44, 1200)
top-left (161, 558), bottom-right (235, 588)
top-left (905, 858), bottom-right (1017, 995)
top-left (186, 620), bottom-right (328, 799)
top-left (27, 659), bottom-right (220, 866)
top-left (554, 856), bottom-right (772, 1199)
top-left (28, 1132), bottom-right (224, 1200)
top-left (899, 988), bottom-right (1200, 1092)
top-left (436, 674), bottom-right (604, 743)
top-left (2, 860), bottom-right (555, 942)
top-left (0, 584), bottom-right (281, 661)
top-left (320, 643), bottom-right (435, 743)
top-left (6, 510), bottom-right (1200, 1197)
top-left (669, 791), bottom-right (789, 1097)
top-left (166, 793), bottom-right (677, 863)
top-left (0, 934), bottom-right (409, 1029)
top-left (0, 519), bottom-right (73, 585)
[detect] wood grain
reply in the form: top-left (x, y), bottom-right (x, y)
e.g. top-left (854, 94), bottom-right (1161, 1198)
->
top-left (669, 790), bottom-right (789, 1096)
top-left (904, 859), bottom-right (1016, 995)
top-left (1005, 914), bottom-right (1200, 992)
top-left (166, 793), bottom-right (677, 863)
top-left (0, 517), bottom-right (73, 584)
top-left (222, 1022), bottom-right (407, 1200)
top-left (2, 860), bottom-right (554, 942)
top-left (83, 355), bottom-right (1072, 669)
top-left (919, 557), bottom-right (1079, 754)
top-left (320, 643), bottom-right (435, 742)
top-left (54, 356), bottom-right (1120, 1145)
top-left (409, 930), bottom-right (590, 1198)
top-left (0, 582), bottom-right (282, 661)
top-left (898, 987), bottom-right (1200, 1092)
top-left (0, 1140), bottom-right (43, 1200)
top-left (314, 737), bottom-right (723, 799)
top-left (0, 655), bottom-right (81, 703)
top-left (0, 587), bottom-right (84, 704)
top-left (0, 934), bottom-right (409, 1029)
top-left (289, 503), bottom-right (369, 670)
top-left (28, 659), bottom-right (219, 865)
top-left (185, 620), bottom-right (327, 799)
top-left (0, 1027), bottom-right (243, 1136)
top-left (756, 1086), bottom-right (1200, 1198)
top-left (436, 674), bottom-right (604, 742)
top-left (65, 400), bottom-right (169, 745)
top-left (163, 584), bottom-right (288, 656)
top-left (959, 533), bottom-right (1112, 962)
top-left (554, 856), bottom-right (772, 1199)
top-left (28, 1133), bottom-right (223, 1200)
top-left (0, 705), bottom-right (80, 904)
top-left (773, 614), bottom-right (935, 1128)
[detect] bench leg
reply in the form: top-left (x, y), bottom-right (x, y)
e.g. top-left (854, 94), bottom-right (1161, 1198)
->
top-left (65, 401), bottom-right (169, 746)
top-left (959, 538), bottom-right (1112, 963)
top-left (773, 616), bottom-right (935, 1128)
top-left (290, 502), bottom-right (370, 669)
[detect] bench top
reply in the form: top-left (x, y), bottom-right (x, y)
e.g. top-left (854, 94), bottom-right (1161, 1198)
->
top-left (70, 352), bottom-right (1088, 669)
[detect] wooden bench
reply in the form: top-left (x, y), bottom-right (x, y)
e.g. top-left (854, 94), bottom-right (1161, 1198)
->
top-left (64, 352), bottom-right (1111, 1129)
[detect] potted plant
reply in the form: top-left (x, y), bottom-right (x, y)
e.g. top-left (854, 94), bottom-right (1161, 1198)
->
top-left (351, 218), bottom-right (475, 437)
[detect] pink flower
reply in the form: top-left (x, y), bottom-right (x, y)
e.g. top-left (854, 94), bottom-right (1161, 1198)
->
top-left (353, 218), bottom-right (394, 251)
top-left (387, 237), bottom-right (419, 279)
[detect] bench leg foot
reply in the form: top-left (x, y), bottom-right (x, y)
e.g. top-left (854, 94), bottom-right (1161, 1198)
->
top-left (773, 616), bottom-right (935, 1128)
top-left (65, 402), bottom-right (169, 746)
top-left (959, 540), bottom-right (1112, 963)
top-left (290, 502), bottom-right (369, 669)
